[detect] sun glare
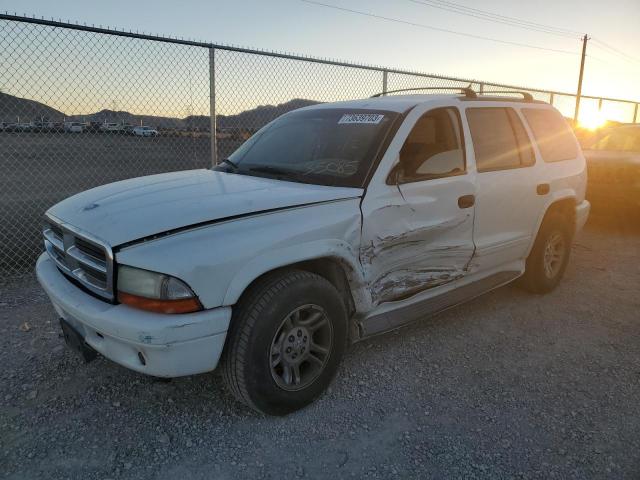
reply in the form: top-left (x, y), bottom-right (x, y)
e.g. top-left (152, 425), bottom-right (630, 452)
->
top-left (578, 107), bottom-right (607, 130)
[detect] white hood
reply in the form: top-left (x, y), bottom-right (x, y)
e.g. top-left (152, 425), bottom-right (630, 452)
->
top-left (47, 169), bottom-right (363, 246)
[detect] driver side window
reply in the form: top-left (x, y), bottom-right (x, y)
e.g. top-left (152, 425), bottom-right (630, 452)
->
top-left (397, 108), bottom-right (465, 183)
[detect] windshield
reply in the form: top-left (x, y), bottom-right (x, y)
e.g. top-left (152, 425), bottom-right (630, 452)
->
top-left (216, 108), bottom-right (399, 187)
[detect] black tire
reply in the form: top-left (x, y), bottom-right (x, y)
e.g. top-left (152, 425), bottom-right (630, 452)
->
top-left (221, 269), bottom-right (348, 415)
top-left (520, 210), bottom-right (573, 294)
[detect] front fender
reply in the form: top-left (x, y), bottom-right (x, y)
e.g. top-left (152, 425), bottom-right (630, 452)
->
top-left (115, 199), bottom-right (363, 310)
top-left (222, 239), bottom-right (367, 306)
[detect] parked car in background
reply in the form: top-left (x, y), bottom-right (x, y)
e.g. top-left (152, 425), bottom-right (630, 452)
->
top-left (37, 91), bottom-right (589, 415)
top-left (132, 126), bottom-right (158, 137)
top-left (81, 121), bottom-right (102, 133)
top-left (14, 123), bottom-right (32, 132)
top-left (64, 121), bottom-right (84, 133)
top-left (582, 125), bottom-right (640, 209)
top-left (100, 122), bottom-right (123, 133)
top-left (31, 121), bottom-right (55, 132)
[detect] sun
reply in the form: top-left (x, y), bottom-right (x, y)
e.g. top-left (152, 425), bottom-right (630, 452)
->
top-left (578, 109), bottom-right (607, 130)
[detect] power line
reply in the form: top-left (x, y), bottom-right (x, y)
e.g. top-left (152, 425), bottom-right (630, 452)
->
top-left (406, 0), bottom-right (582, 39)
top-left (438, 3), bottom-right (636, 69)
top-left (591, 38), bottom-right (640, 65)
top-left (297, 0), bottom-right (580, 55)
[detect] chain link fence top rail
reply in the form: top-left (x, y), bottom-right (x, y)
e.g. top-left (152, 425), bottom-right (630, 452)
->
top-left (1, 14), bottom-right (638, 274)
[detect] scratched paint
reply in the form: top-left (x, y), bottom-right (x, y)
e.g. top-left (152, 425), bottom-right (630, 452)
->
top-left (370, 266), bottom-right (466, 304)
top-left (360, 216), bottom-right (470, 265)
top-left (360, 200), bottom-right (475, 306)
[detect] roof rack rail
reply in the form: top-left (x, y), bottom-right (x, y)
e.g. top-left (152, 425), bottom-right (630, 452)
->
top-left (370, 87), bottom-right (477, 99)
top-left (478, 90), bottom-right (534, 101)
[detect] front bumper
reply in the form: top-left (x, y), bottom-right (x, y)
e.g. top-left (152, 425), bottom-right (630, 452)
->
top-left (36, 253), bottom-right (231, 377)
top-left (575, 199), bottom-right (591, 232)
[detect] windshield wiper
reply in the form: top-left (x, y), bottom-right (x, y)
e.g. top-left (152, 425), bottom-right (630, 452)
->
top-left (244, 165), bottom-right (291, 176)
top-left (219, 158), bottom-right (238, 170)
top-left (243, 165), bottom-right (315, 184)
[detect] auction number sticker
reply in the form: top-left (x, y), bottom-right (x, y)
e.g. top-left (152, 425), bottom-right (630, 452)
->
top-left (338, 113), bottom-right (385, 125)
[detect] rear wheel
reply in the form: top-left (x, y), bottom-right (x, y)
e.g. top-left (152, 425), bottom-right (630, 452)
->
top-left (221, 269), bottom-right (347, 415)
top-left (520, 210), bottom-right (573, 293)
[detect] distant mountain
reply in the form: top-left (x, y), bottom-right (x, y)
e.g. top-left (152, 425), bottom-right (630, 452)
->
top-left (0, 92), bottom-right (65, 122)
top-left (0, 92), bottom-right (321, 131)
top-left (217, 99), bottom-right (321, 129)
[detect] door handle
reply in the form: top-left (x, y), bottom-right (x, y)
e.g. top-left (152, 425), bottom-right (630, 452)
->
top-left (458, 194), bottom-right (475, 209)
top-left (537, 183), bottom-right (550, 195)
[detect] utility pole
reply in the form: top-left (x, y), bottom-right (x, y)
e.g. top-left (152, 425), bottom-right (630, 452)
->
top-left (574, 34), bottom-right (589, 123)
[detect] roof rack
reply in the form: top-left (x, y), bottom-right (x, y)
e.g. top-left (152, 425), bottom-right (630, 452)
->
top-left (478, 90), bottom-right (534, 101)
top-left (370, 87), bottom-right (477, 99)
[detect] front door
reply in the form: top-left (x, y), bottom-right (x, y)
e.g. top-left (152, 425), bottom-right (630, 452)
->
top-left (360, 107), bottom-right (476, 307)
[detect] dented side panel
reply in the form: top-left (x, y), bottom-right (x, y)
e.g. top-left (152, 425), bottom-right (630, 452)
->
top-left (359, 100), bottom-right (478, 307)
top-left (360, 177), bottom-right (476, 306)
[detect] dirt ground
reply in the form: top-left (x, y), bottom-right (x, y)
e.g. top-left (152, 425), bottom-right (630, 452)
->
top-left (1, 207), bottom-right (639, 480)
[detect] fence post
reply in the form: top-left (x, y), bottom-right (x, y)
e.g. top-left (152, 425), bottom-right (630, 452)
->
top-left (382, 70), bottom-right (388, 95)
top-left (634, 104), bottom-right (639, 124)
top-left (549, 92), bottom-right (554, 105)
top-left (598, 98), bottom-right (603, 111)
top-left (479, 83), bottom-right (484, 94)
top-left (209, 47), bottom-right (217, 166)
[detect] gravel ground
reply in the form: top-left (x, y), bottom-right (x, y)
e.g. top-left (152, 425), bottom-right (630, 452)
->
top-left (1, 209), bottom-right (639, 480)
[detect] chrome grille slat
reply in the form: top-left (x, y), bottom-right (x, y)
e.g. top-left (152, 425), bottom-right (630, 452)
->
top-left (72, 267), bottom-right (108, 290)
top-left (43, 214), bottom-right (114, 301)
top-left (43, 228), bottom-right (64, 252)
top-left (67, 245), bottom-right (107, 273)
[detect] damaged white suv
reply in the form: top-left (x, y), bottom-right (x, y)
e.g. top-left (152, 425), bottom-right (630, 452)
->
top-left (37, 89), bottom-right (590, 415)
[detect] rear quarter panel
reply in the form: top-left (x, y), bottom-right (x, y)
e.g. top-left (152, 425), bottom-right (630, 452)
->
top-left (517, 104), bottom-right (588, 251)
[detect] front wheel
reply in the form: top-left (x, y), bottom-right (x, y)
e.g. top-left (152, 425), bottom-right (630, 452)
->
top-left (221, 269), bottom-right (348, 415)
top-left (520, 211), bottom-right (573, 294)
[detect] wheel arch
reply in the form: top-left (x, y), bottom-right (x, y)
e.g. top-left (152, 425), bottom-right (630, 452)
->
top-left (527, 194), bottom-right (577, 256)
top-left (222, 242), bottom-right (369, 315)
top-left (224, 255), bottom-right (366, 343)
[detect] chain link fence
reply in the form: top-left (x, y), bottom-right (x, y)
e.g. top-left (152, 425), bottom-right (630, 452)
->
top-left (1, 13), bottom-right (638, 275)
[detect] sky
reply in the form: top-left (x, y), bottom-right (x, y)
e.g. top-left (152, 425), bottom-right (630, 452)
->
top-left (1, 0), bottom-right (639, 119)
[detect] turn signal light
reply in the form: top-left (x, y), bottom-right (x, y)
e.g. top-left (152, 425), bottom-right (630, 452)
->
top-left (118, 291), bottom-right (203, 314)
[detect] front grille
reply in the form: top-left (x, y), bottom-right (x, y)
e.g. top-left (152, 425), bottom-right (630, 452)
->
top-left (43, 214), bottom-right (114, 301)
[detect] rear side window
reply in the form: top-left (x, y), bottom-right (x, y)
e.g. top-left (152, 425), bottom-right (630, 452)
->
top-left (522, 108), bottom-right (578, 162)
top-left (466, 107), bottom-right (535, 172)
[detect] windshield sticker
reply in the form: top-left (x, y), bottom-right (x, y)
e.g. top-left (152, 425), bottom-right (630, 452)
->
top-left (304, 159), bottom-right (359, 176)
top-left (338, 113), bottom-right (385, 125)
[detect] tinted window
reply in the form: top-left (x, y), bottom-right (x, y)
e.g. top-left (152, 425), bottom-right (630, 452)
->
top-left (398, 108), bottom-right (465, 182)
top-left (522, 108), bottom-right (578, 162)
top-left (466, 107), bottom-right (534, 171)
top-left (223, 108), bottom-right (399, 188)
top-left (592, 128), bottom-right (640, 153)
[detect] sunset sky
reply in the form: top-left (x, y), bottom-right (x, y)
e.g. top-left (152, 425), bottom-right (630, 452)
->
top-left (1, 0), bottom-right (638, 121)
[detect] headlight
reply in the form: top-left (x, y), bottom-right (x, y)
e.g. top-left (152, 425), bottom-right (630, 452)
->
top-left (117, 265), bottom-right (202, 314)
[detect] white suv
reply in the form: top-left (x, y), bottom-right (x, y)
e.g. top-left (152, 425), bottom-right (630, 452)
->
top-left (36, 90), bottom-right (590, 415)
top-left (132, 126), bottom-right (158, 137)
